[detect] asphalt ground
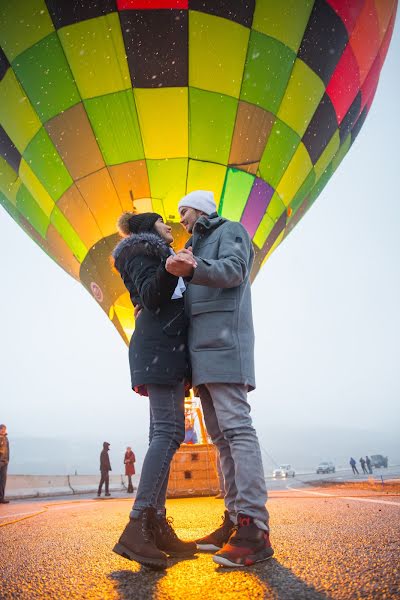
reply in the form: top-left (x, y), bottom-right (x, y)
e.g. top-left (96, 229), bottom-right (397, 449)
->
top-left (0, 477), bottom-right (399, 600)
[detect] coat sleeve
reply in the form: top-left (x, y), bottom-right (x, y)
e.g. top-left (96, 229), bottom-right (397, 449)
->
top-left (190, 222), bottom-right (252, 289)
top-left (126, 254), bottom-right (180, 311)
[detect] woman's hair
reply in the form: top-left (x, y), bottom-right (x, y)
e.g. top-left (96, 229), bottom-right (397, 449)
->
top-left (117, 211), bottom-right (135, 237)
top-left (116, 211), bottom-right (162, 237)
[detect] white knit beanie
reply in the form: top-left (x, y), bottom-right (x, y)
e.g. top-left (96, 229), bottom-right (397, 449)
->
top-left (178, 190), bottom-right (216, 215)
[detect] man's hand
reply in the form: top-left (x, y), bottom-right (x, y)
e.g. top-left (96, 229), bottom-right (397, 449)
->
top-left (166, 251), bottom-right (197, 277)
top-left (176, 247), bottom-right (196, 261)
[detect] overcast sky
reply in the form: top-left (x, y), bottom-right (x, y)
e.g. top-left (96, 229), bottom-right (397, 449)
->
top-left (0, 23), bottom-right (399, 467)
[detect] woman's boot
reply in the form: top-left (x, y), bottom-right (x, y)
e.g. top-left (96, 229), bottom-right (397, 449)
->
top-left (113, 507), bottom-right (167, 570)
top-left (151, 509), bottom-right (197, 557)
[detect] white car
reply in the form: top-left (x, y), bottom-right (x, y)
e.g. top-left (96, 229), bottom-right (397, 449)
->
top-left (272, 464), bottom-right (295, 478)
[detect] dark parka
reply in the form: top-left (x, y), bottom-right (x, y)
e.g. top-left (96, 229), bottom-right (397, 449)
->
top-left (100, 442), bottom-right (111, 473)
top-left (112, 232), bottom-right (189, 392)
top-left (0, 433), bottom-right (9, 465)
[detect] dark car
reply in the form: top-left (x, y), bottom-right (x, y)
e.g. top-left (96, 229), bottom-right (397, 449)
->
top-left (370, 454), bottom-right (388, 468)
top-left (316, 461), bottom-right (335, 474)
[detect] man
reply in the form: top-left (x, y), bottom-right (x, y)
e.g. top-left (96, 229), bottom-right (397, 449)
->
top-left (359, 457), bottom-right (368, 474)
top-left (183, 416), bottom-right (198, 444)
top-left (165, 190), bottom-right (272, 568)
top-left (349, 457), bottom-right (359, 475)
top-left (0, 424), bottom-right (10, 504)
top-left (98, 441), bottom-right (112, 497)
top-left (365, 456), bottom-right (373, 474)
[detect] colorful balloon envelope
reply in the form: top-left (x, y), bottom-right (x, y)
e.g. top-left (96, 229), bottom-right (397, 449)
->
top-left (0, 0), bottom-right (397, 342)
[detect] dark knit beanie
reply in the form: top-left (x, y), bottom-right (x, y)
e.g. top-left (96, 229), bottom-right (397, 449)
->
top-left (128, 212), bottom-right (162, 234)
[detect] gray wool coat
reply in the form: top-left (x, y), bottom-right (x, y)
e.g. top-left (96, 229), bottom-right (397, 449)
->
top-left (185, 212), bottom-right (256, 391)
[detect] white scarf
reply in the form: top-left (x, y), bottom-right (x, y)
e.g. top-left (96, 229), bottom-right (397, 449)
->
top-left (169, 249), bottom-right (186, 299)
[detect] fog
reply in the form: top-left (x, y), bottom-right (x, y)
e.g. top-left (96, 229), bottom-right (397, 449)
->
top-left (1, 24), bottom-right (399, 476)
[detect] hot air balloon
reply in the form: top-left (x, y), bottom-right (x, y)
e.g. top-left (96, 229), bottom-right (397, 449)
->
top-left (0, 0), bottom-right (397, 344)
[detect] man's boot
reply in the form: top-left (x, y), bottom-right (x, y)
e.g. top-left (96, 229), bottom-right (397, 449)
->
top-left (213, 513), bottom-right (274, 567)
top-left (151, 509), bottom-right (197, 557)
top-left (113, 507), bottom-right (168, 570)
top-left (196, 510), bottom-right (235, 551)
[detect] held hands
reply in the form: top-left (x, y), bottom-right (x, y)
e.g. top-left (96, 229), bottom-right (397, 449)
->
top-left (165, 247), bottom-right (198, 277)
top-left (133, 248), bottom-right (196, 318)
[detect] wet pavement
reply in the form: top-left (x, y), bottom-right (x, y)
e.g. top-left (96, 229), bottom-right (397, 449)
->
top-left (1, 480), bottom-right (399, 599)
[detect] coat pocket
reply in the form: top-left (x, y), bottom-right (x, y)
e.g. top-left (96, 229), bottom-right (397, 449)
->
top-left (191, 299), bottom-right (235, 351)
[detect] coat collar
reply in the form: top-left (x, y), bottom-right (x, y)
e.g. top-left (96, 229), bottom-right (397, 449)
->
top-left (112, 231), bottom-right (170, 262)
top-left (195, 211), bottom-right (225, 232)
top-left (188, 212), bottom-right (226, 247)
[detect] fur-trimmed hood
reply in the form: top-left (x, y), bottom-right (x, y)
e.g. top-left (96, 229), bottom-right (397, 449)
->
top-left (112, 232), bottom-right (171, 271)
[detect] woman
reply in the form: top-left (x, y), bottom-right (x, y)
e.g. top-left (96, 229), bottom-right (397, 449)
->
top-left (124, 446), bottom-right (135, 493)
top-left (112, 212), bottom-right (197, 570)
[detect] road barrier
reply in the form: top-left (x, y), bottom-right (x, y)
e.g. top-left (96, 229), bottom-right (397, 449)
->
top-left (6, 474), bottom-right (139, 500)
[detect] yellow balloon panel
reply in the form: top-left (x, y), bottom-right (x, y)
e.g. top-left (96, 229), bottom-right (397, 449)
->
top-left (0, 0), bottom-right (396, 343)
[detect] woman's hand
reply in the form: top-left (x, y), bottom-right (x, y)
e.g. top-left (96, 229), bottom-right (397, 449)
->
top-left (134, 304), bottom-right (143, 319)
top-left (165, 248), bottom-right (197, 277)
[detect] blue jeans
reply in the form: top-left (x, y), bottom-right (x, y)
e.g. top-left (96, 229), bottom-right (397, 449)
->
top-left (198, 383), bottom-right (269, 526)
top-left (130, 381), bottom-right (185, 518)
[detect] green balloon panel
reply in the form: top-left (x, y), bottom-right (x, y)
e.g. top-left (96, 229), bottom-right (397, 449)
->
top-left (0, 0), bottom-right (397, 342)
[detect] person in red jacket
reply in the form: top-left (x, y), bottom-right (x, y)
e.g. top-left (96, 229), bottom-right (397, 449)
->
top-left (124, 446), bottom-right (136, 493)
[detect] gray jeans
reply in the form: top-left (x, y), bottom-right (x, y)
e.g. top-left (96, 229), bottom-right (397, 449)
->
top-left (130, 381), bottom-right (185, 518)
top-left (198, 383), bottom-right (269, 525)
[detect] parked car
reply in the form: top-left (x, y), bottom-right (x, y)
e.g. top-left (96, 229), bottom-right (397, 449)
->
top-left (370, 454), bottom-right (388, 468)
top-left (273, 464), bottom-right (295, 478)
top-left (316, 461), bottom-right (335, 474)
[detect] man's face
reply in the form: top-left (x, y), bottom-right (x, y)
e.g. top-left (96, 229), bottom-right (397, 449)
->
top-left (179, 207), bottom-right (204, 233)
top-left (0, 426), bottom-right (6, 435)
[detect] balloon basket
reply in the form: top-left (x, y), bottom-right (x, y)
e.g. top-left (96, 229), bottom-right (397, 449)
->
top-left (167, 442), bottom-right (220, 498)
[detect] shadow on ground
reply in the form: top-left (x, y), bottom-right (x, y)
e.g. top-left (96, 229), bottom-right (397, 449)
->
top-left (109, 555), bottom-right (329, 600)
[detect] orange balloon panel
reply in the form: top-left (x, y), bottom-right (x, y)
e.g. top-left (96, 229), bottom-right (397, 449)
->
top-left (0, 0), bottom-right (397, 343)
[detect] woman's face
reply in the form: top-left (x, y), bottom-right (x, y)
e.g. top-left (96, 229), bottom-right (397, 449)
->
top-left (154, 218), bottom-right (174, 244)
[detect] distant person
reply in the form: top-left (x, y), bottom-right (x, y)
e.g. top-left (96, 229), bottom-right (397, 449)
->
top-left (0, 424), bottom-right (10, 504)
top-left (98, 442), bottom-right (112, 497)
top-left (359, 457), bottom-right (368, 474)
top-left (183, 416), bottom-right (198, 444)
top-left (124, 446), bottom-right (136, 494)
top-left (365, 456), bottom-right (373, 474)
top-left (349, 457), bottom-right (359, 475)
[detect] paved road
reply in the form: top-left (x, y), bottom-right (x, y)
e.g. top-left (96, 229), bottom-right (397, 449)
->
top-left (265, 465), bottom-right (400, 489)
top-left (1, 479), bottom-right (399, 600)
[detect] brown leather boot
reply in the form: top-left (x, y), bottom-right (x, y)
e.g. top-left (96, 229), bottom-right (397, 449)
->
top-left (113, 508), bottom-right (167, 570)
top-left (151, 509), bottom-right (197, 557)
